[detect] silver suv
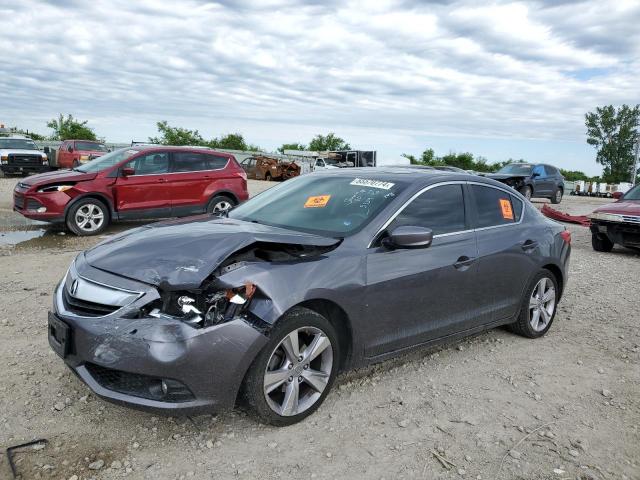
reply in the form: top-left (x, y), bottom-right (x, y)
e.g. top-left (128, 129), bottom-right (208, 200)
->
top-left (0, 134), bottom-right (49, 176)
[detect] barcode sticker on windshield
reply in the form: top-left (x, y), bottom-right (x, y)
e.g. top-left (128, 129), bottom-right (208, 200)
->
top-left (350, 178), bottom-right (395, 190)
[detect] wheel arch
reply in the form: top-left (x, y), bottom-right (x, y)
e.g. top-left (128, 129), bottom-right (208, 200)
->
top-left (64, 192), bottom-right (114, 220)
top-left (294, 299), bottom-right (354, 372)
top-left (541, 263), bottom-right (564, 300)
top-left (208, 190), bottom-right (239, 206)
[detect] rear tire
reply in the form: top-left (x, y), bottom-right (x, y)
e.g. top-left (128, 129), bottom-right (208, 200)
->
top-left (519, 185), bottom-right (532, 200)
top-left (206, 194), bottom-right (235, 214)
top-left (72, 160), bottom-right (79, 168)
top-left (66, 198), bottom-right (110, 236)
top-left (241, 307), bottom-right (339, 426)
top-left (265, 172), bottom-right (272, 182)
top-left (591, 232), bottom-right (613, 252)
top-left (550, 187), bottom-right (563, 204)
top-left (509, 270), bottom-right (558, 338)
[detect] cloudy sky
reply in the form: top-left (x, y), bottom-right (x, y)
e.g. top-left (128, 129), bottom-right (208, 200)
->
top-left (1, 0), bottom-right (639, 174)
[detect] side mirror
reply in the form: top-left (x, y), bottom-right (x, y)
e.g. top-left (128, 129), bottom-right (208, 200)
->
top-left (612, 191), bottom-right (623, 200)
top-left (383, 226), bottom-right (433, 249)
top-left (121, 167), bottom-right (135, 177)
top-left (531, 172), bottom-right (540, 178)
top-left (43, 146), bottom-right (50, 153)
top-left (67, 145), bottom-right (73, 152)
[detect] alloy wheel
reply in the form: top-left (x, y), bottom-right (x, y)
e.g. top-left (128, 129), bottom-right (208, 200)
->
top-left (74, 203), bottom-right (105, 232)
top-left (263, 326), bottom-right (333, 417)
top-left (212, 200), bottom-right (232, 213)
top-left (555, 190), bottom-right (562, 202)
top-left (528, 277), bottom-right (556, 332)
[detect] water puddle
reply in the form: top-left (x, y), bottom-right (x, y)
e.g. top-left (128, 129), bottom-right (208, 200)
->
top-left (0, 229), bottom-right (68, 248)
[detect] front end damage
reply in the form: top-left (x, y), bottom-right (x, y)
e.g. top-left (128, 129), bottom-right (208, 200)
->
top-left (49, 233), bottom-right (339, 414)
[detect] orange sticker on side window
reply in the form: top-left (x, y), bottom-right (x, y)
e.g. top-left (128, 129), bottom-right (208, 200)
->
top-left (304, 195), bottom-right (331, 208)
top-left (499, 198), bottom-right (514, 220)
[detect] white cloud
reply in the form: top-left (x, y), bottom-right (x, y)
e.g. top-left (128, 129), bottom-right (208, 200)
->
top-left (0, 0), bottom-right (638, 174)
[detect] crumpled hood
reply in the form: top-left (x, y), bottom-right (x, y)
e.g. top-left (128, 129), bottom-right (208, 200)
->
top-left (21, 169), bottom-right (97, 187)
top-left (84, 216), bottom-right (340, 289)
top-left (593, 200), bottom-right (640, 216)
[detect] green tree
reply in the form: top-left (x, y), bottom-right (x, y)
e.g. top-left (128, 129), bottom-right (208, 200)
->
top-left (47, 114), bottom-right (97, 141)
top-left (149, 120), bottom-right (206, 146)
top-left (585, 104), bottom-right (640, 183)
top-left (308, 133), bottom-right (350, 151)
top-left (278, 142), bottom-right (306, 154)
top-left (209, 133), bottom-right (260, 151)
top-left (559, 169), bottom-right (589, 181)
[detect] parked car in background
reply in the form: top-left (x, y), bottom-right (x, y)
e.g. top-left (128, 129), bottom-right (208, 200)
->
top-left (13, 145), bottom-right (248, 235)
top-left (47, 168), bottom-right (570, 425)
top-left (485, 163), bottom-right (565, 203)
top-left (588, 184), bottom-right (640, 252)
top-left (57, 140), bottom-right (110, 169)
top-left (240, 156), bottom-right (300, 181)
top-left (0, 135), bottom-right (50, 175)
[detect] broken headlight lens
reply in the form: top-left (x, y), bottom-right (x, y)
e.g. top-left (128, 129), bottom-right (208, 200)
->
top-left (150, 283), bottom-right (257, 328)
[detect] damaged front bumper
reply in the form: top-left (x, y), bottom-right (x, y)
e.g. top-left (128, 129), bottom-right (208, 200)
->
top-left (48, 256), bottom-right (269, 414)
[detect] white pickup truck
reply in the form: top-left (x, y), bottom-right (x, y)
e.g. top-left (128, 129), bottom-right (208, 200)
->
top-left (0, 134), bottom-right (49, 176)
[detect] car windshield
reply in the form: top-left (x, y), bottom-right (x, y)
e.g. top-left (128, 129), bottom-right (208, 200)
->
top-left (623, 185), bottom-right (640, 200)
top-left (75, 141), bottom-right (108, 152)
top-left (0, 138), bottom-right (39, 150)
top-left (229, 175), bottom-right (407, 237)
top-left (497, 164), bottom-right (534, 175)
top-left (75, 147), bottom-right (138, 173)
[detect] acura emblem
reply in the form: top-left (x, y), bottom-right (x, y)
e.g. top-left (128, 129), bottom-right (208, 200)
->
top-left (70, 279), bottom-right (79, 296)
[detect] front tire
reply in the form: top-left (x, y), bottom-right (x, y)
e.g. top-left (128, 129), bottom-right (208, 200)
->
top-left (66, 198), bottom-right (110, 236)
top-left (509, 270), bottom-right (558, 338)
top-left (241, 307), bottom-right (339, 426)
top-left (592, 232), bottom-right (613, 252)
top-left (519, 185), bottom-right (532, 200)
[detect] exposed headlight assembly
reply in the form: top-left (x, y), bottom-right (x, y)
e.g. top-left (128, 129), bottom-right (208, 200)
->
top-left (588, 212), bottom-right (623, 222)
top-left (37, 184), bottom-right (74, 193)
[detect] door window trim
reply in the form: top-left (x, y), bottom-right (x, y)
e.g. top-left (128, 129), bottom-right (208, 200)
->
top-left (116, 151), bottom-right (231, 177)
top-left (368, 180), bottom-right (526, 247)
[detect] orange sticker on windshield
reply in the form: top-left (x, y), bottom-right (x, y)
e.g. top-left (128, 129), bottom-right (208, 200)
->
top-left (304, 195), bottom-right (331, 208)
top-left (499, 198), bottom-right (514, 220)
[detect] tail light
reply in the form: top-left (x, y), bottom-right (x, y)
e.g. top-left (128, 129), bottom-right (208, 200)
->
top-left (560, 230), bottom-right (571, 244)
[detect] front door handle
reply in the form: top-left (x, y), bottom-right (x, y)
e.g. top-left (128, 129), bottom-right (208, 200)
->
top-left (454, 256), bottom-right (476, 269)
top-left (157, 178), bottom-right (166, 183)
top-left (521, 240), bottom-right (538, 251)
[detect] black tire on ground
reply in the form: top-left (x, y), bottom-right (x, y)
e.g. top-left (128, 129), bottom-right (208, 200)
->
top-left (550, 187), bottom-right (563, 204)
top-left (206, 194), bottom-right (235, 214)
top-left (519, 185), bottom-right (532, 200)
top-left (72, 160), bottom-right (79, 168)
top-left (241, 307), bottom-right (340, 426)
top-left (265, 172), bottom-right (272, 181)
top-left (591, 232), bottom-right (614, 252)
top-left (508, 270), bottom-right (559, 339)
top-left (65, 198), bottom-right (110, 236)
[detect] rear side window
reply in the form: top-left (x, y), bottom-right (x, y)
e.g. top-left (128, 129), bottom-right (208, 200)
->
top-left (471, 184), bottom-right (521, 228)
top-left (206, 154), bottom-right (229, 170)
top-left (173, 152), bottom-right (207, 172)
top-left (389, 184), bottom-right (466, 236)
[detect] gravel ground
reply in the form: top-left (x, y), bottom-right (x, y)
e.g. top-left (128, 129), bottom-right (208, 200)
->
top-left (0, 175), bottom-right (638, 480)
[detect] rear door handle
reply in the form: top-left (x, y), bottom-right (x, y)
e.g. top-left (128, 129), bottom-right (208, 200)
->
top-left (157, 178), bottom-right (166, 183)
top-left (521, 240), bottom-right (538, 251)
top-left (454, 256), bottom-right (476, 269)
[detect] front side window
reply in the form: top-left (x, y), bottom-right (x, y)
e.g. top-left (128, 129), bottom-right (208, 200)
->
top-left (532, 165), bottom-right (546, 177)
top-left (388, 184), bottom-right (466, 236)
top-left (172, 152), bottom-right (207, 172)
top-left (229, 175), bottom-right (408, 236)
top-left (125, 152), bottom-right (169, 175)
top-left (471, 184), bottom-right (521, 228)
top-left (75, 148), bottom-right (138, 173)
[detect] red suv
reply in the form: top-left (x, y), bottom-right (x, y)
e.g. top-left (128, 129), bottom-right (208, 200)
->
top-left (13, 145), bottom-right (249, 235)
top-left (57, 140), bottom-right (110, 169)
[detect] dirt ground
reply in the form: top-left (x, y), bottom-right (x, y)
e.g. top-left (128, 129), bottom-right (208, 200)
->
top-left (0, 175), bottom-right (638, 480)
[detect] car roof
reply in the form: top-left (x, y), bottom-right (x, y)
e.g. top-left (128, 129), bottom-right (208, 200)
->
top-left (67, 139), bottom-right (104, 143)
top-left (309, 166), bottom-right (507, 188)
top-left (0, 135), bottom-right (33, 139)
top-left (126, 144), bottom-right (235, 156)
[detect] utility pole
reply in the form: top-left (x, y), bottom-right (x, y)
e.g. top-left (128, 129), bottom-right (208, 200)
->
top-left (633, 138), bottom-right (640, 186)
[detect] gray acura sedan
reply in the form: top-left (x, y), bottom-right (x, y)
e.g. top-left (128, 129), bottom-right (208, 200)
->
top-left (48, 168), bottom-right (571, 425)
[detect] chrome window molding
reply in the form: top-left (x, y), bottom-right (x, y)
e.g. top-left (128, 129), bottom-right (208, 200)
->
top-left (368, 180), bottom-right (525, 248)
